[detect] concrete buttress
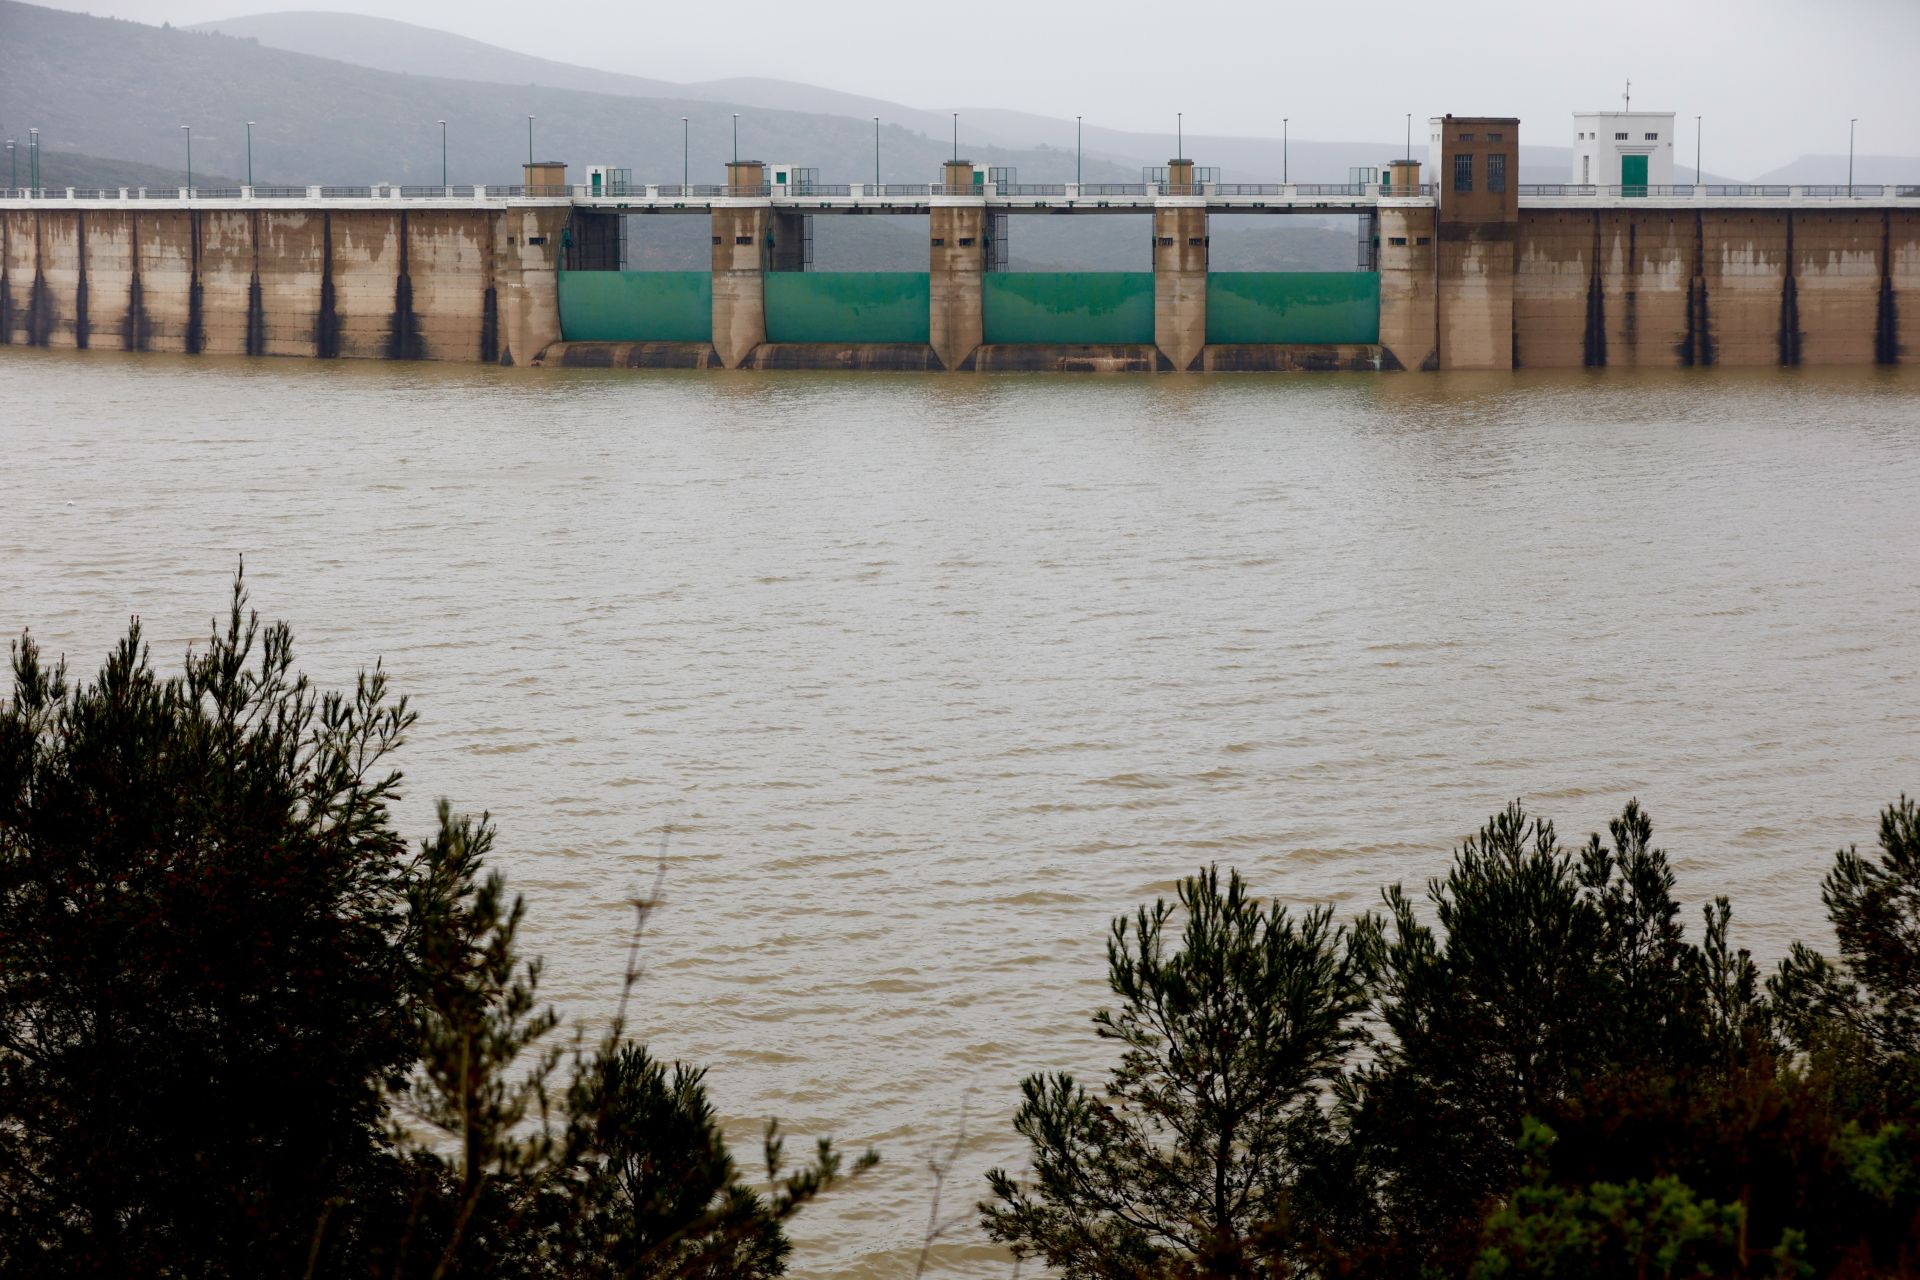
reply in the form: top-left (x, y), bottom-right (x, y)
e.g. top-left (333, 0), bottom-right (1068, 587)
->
top-left (1153, 204), bottom-right (1207, 371)
top-left (1377, 206), bottom-right (1438, 370)
top-left (710, 204), bottom-right (769, 368)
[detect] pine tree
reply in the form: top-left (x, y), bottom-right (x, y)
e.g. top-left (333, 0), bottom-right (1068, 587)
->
top-left (980, 866), bottom-right (1370, 1278)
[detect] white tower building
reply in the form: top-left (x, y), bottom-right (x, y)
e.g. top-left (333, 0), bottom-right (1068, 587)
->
top-left (1572, 112), bottom-right (1677, 189)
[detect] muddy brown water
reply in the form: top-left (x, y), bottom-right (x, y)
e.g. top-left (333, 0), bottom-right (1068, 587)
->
top-left (4, 349), bottom-right (1919, 1275)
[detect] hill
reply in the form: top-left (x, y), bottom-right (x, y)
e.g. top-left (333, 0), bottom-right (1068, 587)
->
top-left (10, 147), bottom-right (237, 192)
top-left (0, 1), bottom-right (1134, 188)
top-left (183, 8), bottom-right (1494, 183)
top-left (1753, 154), bottom-right (1918, 185)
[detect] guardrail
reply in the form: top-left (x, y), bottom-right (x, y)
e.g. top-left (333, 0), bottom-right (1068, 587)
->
top-left (1517, 183), bottom-right (1919, 199)
top-left (6, 179), bottom-right (1918, 206)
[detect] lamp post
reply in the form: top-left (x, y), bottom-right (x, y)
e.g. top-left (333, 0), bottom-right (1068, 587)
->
top-left (28, 128), bottom-right (38, 195)
top-left (7, 141), bottom-right (14, 194)
top-left (1848, 118), bottom-right (1858, 196)
top-left (1076, 115), bottom-right (1082, 186)
top-left (874, 116), bottom-right (880, 187)
top-left (438, 120), bottom-right (447, 188)
top-left (732, 113), bottom-right (739, 168)
top-left (1695, 115), bottom-right (1701, 185)
top-left (1177, 111), bottom-right (1182, 161)
top-left (951, 112), bottom-right (957, 167)
top-left (681, 117), bottom-right (689, 189)
top-left (181, 124), bottom-right (191, 195)
top-left (526, 115), bottom-right (534, 168)
top-left (1405, 112), bottom-right (1411, 163)
top-left (1283, 117), bottom-right (1289, 183)
top-left (245, 121), bottom-right (254, 187)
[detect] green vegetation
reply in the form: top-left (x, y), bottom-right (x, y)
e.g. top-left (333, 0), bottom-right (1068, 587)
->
top-left (0, 578), bottom-right (871, 1278)
top-left (983, 803), bottom-right (1920, 1277)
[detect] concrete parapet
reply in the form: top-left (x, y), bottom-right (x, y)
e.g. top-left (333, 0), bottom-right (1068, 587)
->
top-left (1153, 204), bottom-right (1208, 371)
top-left (929, 203), bottom-right (986, 370)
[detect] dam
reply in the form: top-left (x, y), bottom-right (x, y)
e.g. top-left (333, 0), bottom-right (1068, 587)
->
top-left (3, 116), bottom-right (1915, 372)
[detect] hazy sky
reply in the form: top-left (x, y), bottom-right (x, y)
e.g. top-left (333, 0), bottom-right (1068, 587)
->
top-left (28, 0), bottom-right (1920, 175)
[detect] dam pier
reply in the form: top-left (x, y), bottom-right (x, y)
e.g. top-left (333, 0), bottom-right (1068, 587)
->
top-left (3, 116), bottom-right (1916, 372)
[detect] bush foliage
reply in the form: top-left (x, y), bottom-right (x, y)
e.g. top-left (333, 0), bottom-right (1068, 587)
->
top-left (0, 580), bottom-right (871, 1278)
top-left (984, 803), bottom-right (1920, 1277)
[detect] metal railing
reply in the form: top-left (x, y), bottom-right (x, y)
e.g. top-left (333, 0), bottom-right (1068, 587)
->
top-left (11, 177), bottom-right (1920, 207)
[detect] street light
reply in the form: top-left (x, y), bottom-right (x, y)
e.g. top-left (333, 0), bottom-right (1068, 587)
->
top-left (681, 117), bottom-right (689, 189)
top-left (28, 128), bottom-right (38, 195)
top-left (1177, 111), bottom-right (1182, 160)
top-left (438, 120), bottom-right (447, 188)
top-left (527, 115), bottom-right (534, 169)
top-left (874, 116), bottom-right (880, 187)
top-left (732, 113), bottom-right (739, 168)
top-left (1849, 118), bottom-right (1858, 196)
top-left (246, 121), bottom-right (254, 187)
top-left (1695, 115), bottom-right (1702, 186)
top-left (1076, 115), bottom-right (1082, 186)
top-left (1283, 117), bottom-right (1289, 184)
top-left (181, 124), bottom-right (191, 195)
top-left (6, 141), bottom-right (14, 194)
top-left (1405, 113), bottom-right (1411, 163)
top-left (951, 112), bottom-right (957, 167)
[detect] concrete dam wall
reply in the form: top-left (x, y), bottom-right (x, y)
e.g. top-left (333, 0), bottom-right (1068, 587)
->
top-left (2, 201), bottom-right (1912, 372)
top-left (0, 205), bottom-right (567, 366)
top-left (1513, 208), bottom-right (1915, 368)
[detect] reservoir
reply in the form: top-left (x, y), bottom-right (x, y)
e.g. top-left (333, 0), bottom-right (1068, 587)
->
top-left (3, 350), bottom-right (1918, 1275)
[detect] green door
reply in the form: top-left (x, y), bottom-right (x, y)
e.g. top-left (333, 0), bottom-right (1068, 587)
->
top-left (1621, 154), bottom-right (1648, 197)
